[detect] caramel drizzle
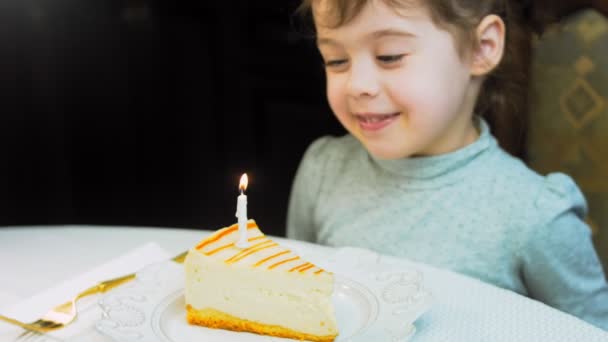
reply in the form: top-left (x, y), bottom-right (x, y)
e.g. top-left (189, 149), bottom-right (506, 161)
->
top-left (299, 264), bottom-right (315, 273)
top-left (194, 221), bottom-right (327, 275)
top-left (288, 262), bottom-right (311, 272)
top-left (254, 250), bottom-right (290, 267)
top-left (205, 235), bottom-right (266, 256)
top-left (263, 254), bottom-right (323, 274)
top-left (196, 222), bottom-right (257, 250)
top-left (224, 239), bottom-right (273, 263)
top-left (226, 241), bottom-right (279, 264)
top-left (268, 256), bottom-right (300, 270)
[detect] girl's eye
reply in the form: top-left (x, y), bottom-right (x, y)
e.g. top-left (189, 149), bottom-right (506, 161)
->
top-left (376, 54), bottom-right (406, 63)
top-left (323, 59), bottom-right (348, 68)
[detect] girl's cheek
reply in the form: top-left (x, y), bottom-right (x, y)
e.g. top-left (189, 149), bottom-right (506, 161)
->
top-left (390, 78), bottom-right (434, 113)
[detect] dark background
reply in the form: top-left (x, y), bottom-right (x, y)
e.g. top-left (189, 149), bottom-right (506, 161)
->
top-left (0, 0), bottom-right (344, 236)
top-left (0, 0), bottom-right (595, 236)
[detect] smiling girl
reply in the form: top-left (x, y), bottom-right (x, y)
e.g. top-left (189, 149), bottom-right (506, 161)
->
top-left (287, 0), bottom-right (608, 330)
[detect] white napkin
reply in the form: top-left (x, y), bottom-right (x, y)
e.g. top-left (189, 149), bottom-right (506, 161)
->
top-left (0, 292), bottom-right (19, 310)
top-left (0, 242), bottom-right (171, 341)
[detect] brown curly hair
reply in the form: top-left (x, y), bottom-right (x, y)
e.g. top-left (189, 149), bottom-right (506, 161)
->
top-left (298, 0), bottom-right (531, 157)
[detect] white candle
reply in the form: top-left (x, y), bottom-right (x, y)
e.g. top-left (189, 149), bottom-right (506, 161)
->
top-left (235, 173), bottom-right (250, 248)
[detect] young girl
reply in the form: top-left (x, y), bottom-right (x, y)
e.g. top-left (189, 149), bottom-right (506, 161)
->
top-left (286, 0), bottom-right (608, 330)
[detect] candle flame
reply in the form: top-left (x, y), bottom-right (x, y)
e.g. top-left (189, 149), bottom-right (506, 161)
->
top-left (239, 173), bottom-right (248, 192)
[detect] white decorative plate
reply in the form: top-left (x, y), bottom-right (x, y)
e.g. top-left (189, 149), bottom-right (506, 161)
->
top-left (96, 246), bottom-right (432, 342)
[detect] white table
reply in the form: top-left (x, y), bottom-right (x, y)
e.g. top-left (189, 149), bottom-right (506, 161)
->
top-left (1, 225), bottom-right (607, 341)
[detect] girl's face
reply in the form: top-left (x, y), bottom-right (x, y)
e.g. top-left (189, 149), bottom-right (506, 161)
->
top-left (315, 0), bottom-right (480, 159)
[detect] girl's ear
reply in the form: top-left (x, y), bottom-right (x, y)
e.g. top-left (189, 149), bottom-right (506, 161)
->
top-left (470, 14), bottom-right (505, 76)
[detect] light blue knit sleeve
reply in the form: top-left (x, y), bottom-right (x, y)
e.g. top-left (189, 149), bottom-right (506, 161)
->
top-left (286, 137), bottom-right (332, 242)
top-left (520, 173), bottom-right (608, 331)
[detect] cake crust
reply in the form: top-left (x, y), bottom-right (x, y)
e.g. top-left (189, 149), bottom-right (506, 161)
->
top-left (186, 305), bottom-right (337, 342)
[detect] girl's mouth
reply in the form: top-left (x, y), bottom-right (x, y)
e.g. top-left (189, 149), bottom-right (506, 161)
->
top-left (354, 113), bottom-right (400, 132)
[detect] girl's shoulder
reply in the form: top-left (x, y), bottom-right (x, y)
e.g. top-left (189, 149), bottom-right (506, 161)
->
top-left (486, 148), bottom-right (587, 225)
top-left (533, 173), bottom-right (587, 215)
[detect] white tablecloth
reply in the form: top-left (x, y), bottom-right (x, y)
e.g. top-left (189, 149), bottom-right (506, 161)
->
top-left (0, 225), bottom-right (606, 341)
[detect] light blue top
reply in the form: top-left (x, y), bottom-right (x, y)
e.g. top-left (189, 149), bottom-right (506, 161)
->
top-left (287, 119), bottom-right (608, 330)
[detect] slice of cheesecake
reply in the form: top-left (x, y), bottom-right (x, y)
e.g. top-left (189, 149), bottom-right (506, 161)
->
top-left (185, 219), bottom-right (338, 342)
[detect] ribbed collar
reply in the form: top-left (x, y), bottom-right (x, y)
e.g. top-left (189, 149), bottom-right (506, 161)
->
top-left (369, 118), bottom-right (496, 189)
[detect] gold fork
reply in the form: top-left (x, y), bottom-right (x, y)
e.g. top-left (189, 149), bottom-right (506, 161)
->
top-left (9, 250), bottom-right (187, 337)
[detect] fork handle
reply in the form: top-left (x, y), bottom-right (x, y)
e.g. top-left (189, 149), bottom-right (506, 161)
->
top-left (74, 251), bottom-right (186, 300)
top-left (76, 273), bottom-right (136, 300)
top-left (98, 273), bottom-right (137, 293)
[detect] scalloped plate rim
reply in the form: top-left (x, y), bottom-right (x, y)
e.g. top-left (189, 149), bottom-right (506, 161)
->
top-left (95, 246), bottom-right (431, 342)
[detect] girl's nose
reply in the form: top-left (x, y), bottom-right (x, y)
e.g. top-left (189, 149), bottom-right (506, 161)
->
top-left (346, 60), bottom-right (379, 98)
